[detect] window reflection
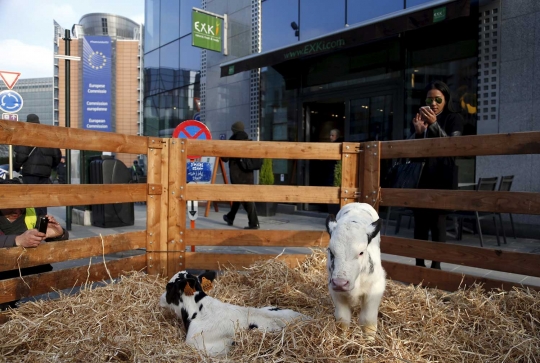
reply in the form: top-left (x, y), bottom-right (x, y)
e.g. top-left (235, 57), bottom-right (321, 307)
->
top-left (262, 0), bottom-right (299, 51)
top-left (181, 0), bottom-right (201, 37)
top-left (347, 0), bottom-right (402, 25)
top-left (160, 0), bottom-right (180, 45)
top-left (144, 0), bottom-right (160, 53)
top-left (300, 0), bottom-right (345, 41)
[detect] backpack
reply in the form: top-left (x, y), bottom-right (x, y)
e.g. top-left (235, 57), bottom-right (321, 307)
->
top-left (238, 158), bottom-right (263, 171)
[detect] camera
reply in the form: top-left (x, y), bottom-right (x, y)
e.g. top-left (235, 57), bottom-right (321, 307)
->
top-left (38, 217), bottom-right (49, 234)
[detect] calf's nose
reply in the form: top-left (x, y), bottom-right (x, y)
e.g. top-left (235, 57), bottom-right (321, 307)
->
top-left (331, 278), bottom-right (349, 290)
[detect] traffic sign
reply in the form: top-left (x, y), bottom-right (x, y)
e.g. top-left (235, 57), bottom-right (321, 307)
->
top-left (0, 90), bottom-right (23, 114)
top-left (188, 200), bottom-right (199, 221)
top-left (0, 71), bottom-right (21, 89)
top-left (2, 113), bottom-right (18, 121)
top-left (173, 120), bottom-right (212, 159)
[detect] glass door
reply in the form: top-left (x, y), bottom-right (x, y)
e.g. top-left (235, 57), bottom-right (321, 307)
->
top-left (348, 94), bottom-right (395, 143)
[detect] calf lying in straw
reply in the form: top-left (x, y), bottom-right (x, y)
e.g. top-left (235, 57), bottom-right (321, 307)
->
top-left (160, 270), bottom-right (309, 357)
top-left (326, 202), bottom-right (386, 338)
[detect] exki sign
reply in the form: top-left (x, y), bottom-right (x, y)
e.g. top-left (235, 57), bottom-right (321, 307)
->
top-left (192, 11), bottom-right (222, 52)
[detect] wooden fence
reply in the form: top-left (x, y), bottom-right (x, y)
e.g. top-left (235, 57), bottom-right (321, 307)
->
top-left (1, 120), bottom-right (539, 312)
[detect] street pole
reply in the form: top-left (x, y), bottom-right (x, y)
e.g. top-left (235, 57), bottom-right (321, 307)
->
top-left (64, 29), bottom-right (72, 231)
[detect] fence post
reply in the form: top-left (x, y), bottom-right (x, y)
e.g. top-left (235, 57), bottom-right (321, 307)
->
top-left (167, 138), bottom-right (187, 278)
top-left (360, 141), bottom-right (381, 212)
top-left (146, 138), bottom-right (169, 277)
top-left (340, 142), bottom-right (361, 208)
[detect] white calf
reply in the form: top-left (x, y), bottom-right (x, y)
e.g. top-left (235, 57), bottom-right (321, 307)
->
top-left (160, 270), bottom-right (308, 357)
top-left (325, 202), bottom-right (386, 338)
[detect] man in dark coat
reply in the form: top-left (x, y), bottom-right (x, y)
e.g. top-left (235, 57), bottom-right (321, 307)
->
top-left (56, 156), bottom-right (67, 184)
top-left (13, 114), bottom-right (62, 215)
top-left (222, 121), bottom-right (260, 229)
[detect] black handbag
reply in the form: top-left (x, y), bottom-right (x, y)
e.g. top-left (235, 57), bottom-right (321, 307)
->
top-left (385, 159), bottom-right (425, 189)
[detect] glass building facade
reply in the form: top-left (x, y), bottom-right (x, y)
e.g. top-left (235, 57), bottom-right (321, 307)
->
top-left (146, 0), bottom-right (478, 191)
top-left (143, 0), bottom-right (201, 137)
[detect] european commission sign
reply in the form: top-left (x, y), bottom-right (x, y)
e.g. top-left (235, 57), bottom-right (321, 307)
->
top-left (82, 36), bottom-right (112, 132)
top-left (192, 8), bottom-right (228, 54)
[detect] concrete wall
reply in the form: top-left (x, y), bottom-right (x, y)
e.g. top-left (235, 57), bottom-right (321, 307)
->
top-left (476, 0), bottom-right (540, 228)
top-left (204, 0), bottom-right (252, 140)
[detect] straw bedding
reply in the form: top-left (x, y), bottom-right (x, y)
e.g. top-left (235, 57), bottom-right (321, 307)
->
top-left (0, 250), bottom-right (538, 362)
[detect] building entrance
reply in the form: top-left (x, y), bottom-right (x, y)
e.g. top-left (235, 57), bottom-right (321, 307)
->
top-left (299, 86), bottom-right (401, 212)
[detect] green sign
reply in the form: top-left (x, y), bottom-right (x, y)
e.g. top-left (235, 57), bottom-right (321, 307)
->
top-left (433, 7), bottom-right (446, 23)
top-left (192, 11), bottom-right (222, 52)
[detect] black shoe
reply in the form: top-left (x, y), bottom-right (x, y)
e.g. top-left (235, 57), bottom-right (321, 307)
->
top-left (431, 262), bottom-right (441, 270)
top-left (223, 215), bottom-right (233, 226)
top-left (415, 258), bottom-right (426, 268)
top-left (244, 224), bottom-right (260, 230)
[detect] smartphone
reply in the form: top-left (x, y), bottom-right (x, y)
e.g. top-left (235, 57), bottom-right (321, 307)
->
top-left (38, 217), bottom-right (49, 234)
top-left (420, 106), bottom-right (431, 112)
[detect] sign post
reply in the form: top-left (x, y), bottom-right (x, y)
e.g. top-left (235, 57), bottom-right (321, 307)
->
top-left (0, 70), bottom-right (23, 180)
top-left (188, 200), bottom-right (198, 252)
top-left (192, 7), bottom-right (228, 55)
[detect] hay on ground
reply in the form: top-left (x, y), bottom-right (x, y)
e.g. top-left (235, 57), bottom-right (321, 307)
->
top-left (0, 250), bottom-right (538, 362)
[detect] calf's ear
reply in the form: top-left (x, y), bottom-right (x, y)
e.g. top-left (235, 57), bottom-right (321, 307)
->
top-left (366, 218), bottom-right (382, 244)
top-left (165, 281), bottom-right (181, 305)
top-left (198, 270), bottom-right (217, 283)
top-left (326, 214), bottom-right (337, 236)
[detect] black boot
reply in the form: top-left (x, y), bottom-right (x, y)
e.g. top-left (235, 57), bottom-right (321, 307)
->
top-left (416, 258), bottom-right (426, 267)
top-left (431, 261), bottom-right (441, 270)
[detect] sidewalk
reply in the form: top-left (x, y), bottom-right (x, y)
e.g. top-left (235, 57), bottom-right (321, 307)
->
top-left (47, 203), bottom-right (540, 288)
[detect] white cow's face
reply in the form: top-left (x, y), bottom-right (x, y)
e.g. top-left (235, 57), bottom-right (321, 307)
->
top-left (326, 214), bottom-right (381, 292)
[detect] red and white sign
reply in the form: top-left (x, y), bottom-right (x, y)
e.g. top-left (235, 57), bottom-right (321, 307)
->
top-left (173, 120), bottom-right (212, 159)
top-left (0, 71), bottom-right (21, 90)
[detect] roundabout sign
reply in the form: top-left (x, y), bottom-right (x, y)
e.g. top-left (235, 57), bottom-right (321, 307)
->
top-left (0, 90), bottom-right (23, 114)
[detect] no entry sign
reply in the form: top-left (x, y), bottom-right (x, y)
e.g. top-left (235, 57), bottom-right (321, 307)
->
top-left (173, 120), bottom-right (212, 159)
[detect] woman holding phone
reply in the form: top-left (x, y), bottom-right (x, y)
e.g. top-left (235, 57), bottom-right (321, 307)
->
top-left (412, 80), bottom-right (464, 269)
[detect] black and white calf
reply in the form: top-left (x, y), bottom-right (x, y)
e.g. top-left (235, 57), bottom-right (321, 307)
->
top-left (325, 202), bottom-right (386, 338)
top-left (160, 270), bottom-right (309, 357)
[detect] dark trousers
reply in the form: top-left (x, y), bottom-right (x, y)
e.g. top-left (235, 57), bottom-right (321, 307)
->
top-left (413, 208), bottom-right (446, 268)
top-left (22, 175), bottom-right (50, 216)
top-left (227, 201), bottom-right (259, 227)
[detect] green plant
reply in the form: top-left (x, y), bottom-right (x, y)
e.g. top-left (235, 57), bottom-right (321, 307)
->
top-left (259, 159), bottom-right (274, 185)
top-left (333, 160), bottom-right (342, 187)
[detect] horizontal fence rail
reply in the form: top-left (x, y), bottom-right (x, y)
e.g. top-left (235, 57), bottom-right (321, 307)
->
top-left (381, 189), bottom-right (540, 214)
top-left (0, 231), bottom-right (145, 271)
top-left (186, 139), bottom-right (343, 160)
top-left (381, 131), bottom-right (540, 159)
top-left (186, 184), bottom-right (340, 204)
top-left (0, 120), bottom-right (150, 154)
top-left (0, 184), bottom-right (147, 208)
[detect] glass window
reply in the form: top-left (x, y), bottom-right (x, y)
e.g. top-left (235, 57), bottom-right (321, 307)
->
top-left (347, 0), bottom-right (402, 25)
top-left (406, 0), bottom-right (432, 8)
top-left (180, 0), bottom-right (201, 37)
top-left (300, 0), bottom-right (345, 41)
top-left (160, 0), bottom-right (180, 45)
top-left (180, 36), bottom-right (201, 73)
top-left (144, 49), bottom-right (160, 95)
top-left (144, 0), bottom-right (160, 53)
top-left (262, 0), bottom-right (299, 52)
top-left (143, 95), bottom-right (160, 136)
top-left (160, 41), bottom-right (180, 91)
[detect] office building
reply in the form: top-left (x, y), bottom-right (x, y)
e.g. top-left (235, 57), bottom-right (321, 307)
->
top-left (144, 0), bottom-right (540, 227)
top-left (55, 14), bottom-right (143, 171)
top-left (0, 77), bottom-right (54, 125)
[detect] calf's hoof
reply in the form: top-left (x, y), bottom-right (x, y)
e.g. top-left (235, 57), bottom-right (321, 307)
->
top-left (361, 324), bottom-right (377, 340)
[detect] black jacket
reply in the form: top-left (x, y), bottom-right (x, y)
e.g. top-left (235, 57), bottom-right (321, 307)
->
top-left (222, 131), bottom-right (254, 185)
top-left (14, 146), bottom-right (62, 178)
top-left (56, 162), bottom-right (66, 183)
top-left (415, 111), bottom-right (464, 190)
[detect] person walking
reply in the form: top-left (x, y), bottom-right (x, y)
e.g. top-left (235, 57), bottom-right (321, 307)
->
top-left (222, 121), bottom-right (260, 229)
top-left (412, 81), bottom-right (464, 270)
top-left (131, 160), bottom-right (144, 182)
top-left (56, 156), bottom-right (67, 184)
top-left (14, 114), bottom-right (62, 215)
